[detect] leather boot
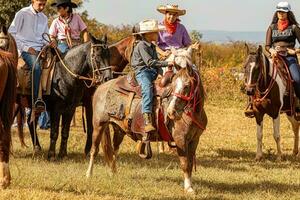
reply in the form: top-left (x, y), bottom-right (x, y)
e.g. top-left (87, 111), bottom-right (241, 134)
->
top-left (143, 113), bottom-right (156, 133)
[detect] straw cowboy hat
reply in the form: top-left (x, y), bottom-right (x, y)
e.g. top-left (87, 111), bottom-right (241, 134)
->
top-left (157, 4), bottom-right (186, 16)
top-left (133, 19), bottom-right (165, 35)
top-left (276, 1), bottom-right (291, 13)
top-left (51, 0), bottom-right (78, 8)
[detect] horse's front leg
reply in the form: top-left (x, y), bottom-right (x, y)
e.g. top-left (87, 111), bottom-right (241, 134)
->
top-left (256, 120), bottom-right (264, 161)
top-left (173, 125), bottom-right (195, 194)
top-left (48, 111), bottom-right (61, 161)
top-left (273, 116), bottom-right (282, 161)
top-left (58, 107), bottom-right (76, 159)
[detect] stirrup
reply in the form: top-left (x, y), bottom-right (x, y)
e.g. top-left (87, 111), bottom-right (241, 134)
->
top-left (34, 99), bottom-right (46, 113)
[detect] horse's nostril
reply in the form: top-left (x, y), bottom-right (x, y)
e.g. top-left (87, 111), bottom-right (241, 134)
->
top-left (246, 88), bottom-right (254, 95)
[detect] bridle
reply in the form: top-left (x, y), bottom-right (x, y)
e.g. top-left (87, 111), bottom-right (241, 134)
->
top-left (42, 33), bottom-right (111, 88)
top-left (170, 69), bottom-right (205, 130)
top-left (245, 52), bottom-right (292, 103)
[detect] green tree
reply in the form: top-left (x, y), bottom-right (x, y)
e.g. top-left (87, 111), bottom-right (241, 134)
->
top-left (0, 0), bottom-right (30, 25)
top-left (190, 30), bottom-right (203, 43)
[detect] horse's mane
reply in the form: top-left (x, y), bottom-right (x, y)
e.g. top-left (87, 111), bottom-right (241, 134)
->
top-left (109, 35), bottom-right (134, 48)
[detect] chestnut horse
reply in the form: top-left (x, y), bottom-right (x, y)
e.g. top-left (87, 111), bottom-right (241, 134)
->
top-left (244, 45), bottom-right (300, 161)
top-left (0, 25), bottom-right (18, 188)
top-left (86, 47), bottom-right (207, 193)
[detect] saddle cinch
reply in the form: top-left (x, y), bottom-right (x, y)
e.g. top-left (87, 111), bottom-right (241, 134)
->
top-left (17, 51), bottom-right (57, 96)
top-left (112, 71), bottom-right (175, 142)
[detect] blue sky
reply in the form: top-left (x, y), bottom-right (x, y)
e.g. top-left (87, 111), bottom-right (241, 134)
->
top-left (81, 0), bottom-right (300, 32)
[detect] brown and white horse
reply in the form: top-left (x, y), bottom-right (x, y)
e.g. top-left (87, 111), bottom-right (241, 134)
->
top-left (244, 45), bottom-right (300, 161)
top-left (86, 47), bottom-right (207, 193)
top-left (0, 25), bottom-right (18, 188)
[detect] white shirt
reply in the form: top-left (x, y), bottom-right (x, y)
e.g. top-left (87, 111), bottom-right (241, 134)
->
top-left (8, 5), bottom-right (49, 55)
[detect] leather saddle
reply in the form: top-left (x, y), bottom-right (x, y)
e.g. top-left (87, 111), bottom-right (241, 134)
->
top-left (17, 49), bottom-right (57, 96)
top-left (113, 70), bottom-right (175, 142)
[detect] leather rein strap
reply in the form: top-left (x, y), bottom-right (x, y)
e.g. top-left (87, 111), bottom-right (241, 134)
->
top-left (42, 33), bottom-right (110, 88)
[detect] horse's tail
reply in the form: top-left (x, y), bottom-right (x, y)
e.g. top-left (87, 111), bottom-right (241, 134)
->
top-left (101, 125), bottom-right (116, 172)
top-left (0, 60), bottom-right (17, 133)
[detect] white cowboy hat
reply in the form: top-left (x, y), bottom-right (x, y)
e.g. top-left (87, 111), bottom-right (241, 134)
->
top-left (133, 20), bottom-right (165, 35)
top-left (276, 2), bottom-right (291, 12)
top-left (157, 4), bottom-right (186, 16)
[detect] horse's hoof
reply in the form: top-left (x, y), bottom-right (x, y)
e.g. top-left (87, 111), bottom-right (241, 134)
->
top-left (33, 146), bottom-right (42, 154)
top-left (0, 163), bottom-right (10, 189)
top-left (276, 155), bottom-right (282, 162)
top-left (255, 155), bottom-right (263, 161)
top-left (184, 187), bottom-right (195, 195)
top-left (86, 170), bottom-right (92, 178)
top-left (47, 151), bottom-right (56, 161)
top-left (58, 152), bottom-right (67, 160)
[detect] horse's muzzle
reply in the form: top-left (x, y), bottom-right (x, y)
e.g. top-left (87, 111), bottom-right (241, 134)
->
top-left (246, 87), bottom-right (255, 96)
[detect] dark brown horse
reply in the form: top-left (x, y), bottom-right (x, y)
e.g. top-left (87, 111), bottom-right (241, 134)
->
top-left (86, 47), bottom-right (207, 193)
top-left (244, 45), bottom-right (300, 161)
top-left (0, 25), bottom-right (18, 188)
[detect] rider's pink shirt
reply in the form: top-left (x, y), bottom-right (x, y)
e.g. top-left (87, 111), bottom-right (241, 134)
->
top-left (49, 13), bottom-right (87, 40)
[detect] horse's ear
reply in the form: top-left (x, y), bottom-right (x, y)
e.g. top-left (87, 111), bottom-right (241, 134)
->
top-left (245, 43), bottom-right (250, 55)
top-left (257, 45), bottom-right (262, 55)
top-left (102, 34), bottom-right (108, 44)
top-left (187, 45), bottom-right (193, 55)
top-left (89, 33), bottom-right (97, 44)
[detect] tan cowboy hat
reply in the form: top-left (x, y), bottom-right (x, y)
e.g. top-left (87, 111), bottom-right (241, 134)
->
top-left (157, 4), bottom-right (186, 16)
top-left (133, 19), bottom-right (165, 35)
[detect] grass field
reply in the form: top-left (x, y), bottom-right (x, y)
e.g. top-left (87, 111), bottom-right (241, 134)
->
top-left (2, 102), bottom-right (300, 200)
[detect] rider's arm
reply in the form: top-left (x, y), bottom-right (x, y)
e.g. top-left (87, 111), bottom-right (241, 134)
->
top-left (82, 29), bottom-right (89, 43)
top-left (293, 25), bottom-right (300, 53)
top-left (8, 11), bottom-right (30, 53)
top-left (137, 42), bottom-right (169, 68)
top-left (264, 26), bottom-right (273, 57)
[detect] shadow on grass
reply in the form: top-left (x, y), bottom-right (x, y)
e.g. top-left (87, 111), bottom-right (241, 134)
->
top-left (198, 148), bottom-right (300, 171)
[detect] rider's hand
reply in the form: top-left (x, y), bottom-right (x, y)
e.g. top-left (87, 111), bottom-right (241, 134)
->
top-left (28, 47), bottom-right (37, 55)
top-left (163, 50), bottom-right (171, 58)
top-left (287, 48), bottom-right (296, 55)
top-left (269, 48), bottom-right (277, 57)
top-left (49, 40), bottom-right (57, 48)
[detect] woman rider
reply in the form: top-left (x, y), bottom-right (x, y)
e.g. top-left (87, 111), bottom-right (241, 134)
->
top-left (156, 4), bottom-right (192, 58)
top-left (49, 0), bottom-right (89, 53)
top-left (245, 2), bottom-right (300, 117)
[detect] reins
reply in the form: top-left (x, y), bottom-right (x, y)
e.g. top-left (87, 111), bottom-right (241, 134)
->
top-left (42, 33), bottom-right (110, 88)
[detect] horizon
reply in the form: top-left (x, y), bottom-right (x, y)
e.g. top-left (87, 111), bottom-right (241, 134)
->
top-left (82, 0), bottom-right (300, 32)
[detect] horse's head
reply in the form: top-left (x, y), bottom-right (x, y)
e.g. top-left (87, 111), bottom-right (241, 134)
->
top-left (244, 45), bottom-right (263, 96)
top-left (89, 34), bottom-right (111, 82)
top-left (0, 24), bottom-right (9, 51)
top-left (167, 59), bottom-right (197, 120)
top-left (166, 46), bottom-right (193, 69)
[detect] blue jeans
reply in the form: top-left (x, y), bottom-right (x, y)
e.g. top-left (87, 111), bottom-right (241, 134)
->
top-left (38, 111), bottom-right (50, 129)
top-left (136, 68), bottom-right (158, 114)
top-left (286, 56), bottom-right (300, 98)
top-left (21, 51), bottom-right (42, 101)
top-left (58, 42), bottom-right (69, 54)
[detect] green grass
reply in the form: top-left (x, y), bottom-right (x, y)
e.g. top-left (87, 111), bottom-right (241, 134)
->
top-left (2, 102), bottom-right (300, 200)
